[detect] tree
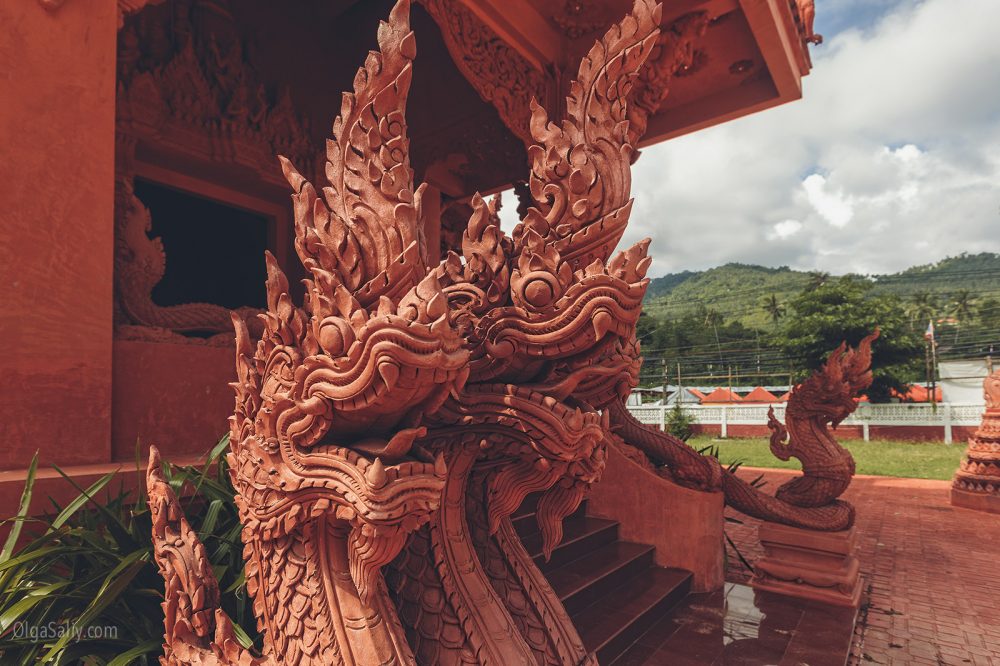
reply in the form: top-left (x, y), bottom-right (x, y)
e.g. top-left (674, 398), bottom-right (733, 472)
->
top-left (665, 403), bottom-right (695, 441)
top-left (775, 277), bottom-right (923, 402)
top-left (805, 271), bottom-right (831, 292)
top-left (950, 289), bottom-right (975, 343)
top-left (907, 291), bottom-right (937, 331)
top-left (762, 293), bottom-right (785, 325)
top-left (978, 297), bottom-right (1000, 333)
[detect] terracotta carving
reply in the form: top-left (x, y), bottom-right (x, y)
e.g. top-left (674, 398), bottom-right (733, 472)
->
top-left (614, 332), bottom-right (878, 531)
top-left (422, 1), bottom-right (708, 152)
top-left (114, 0), bottom-right (315, 339)
top-left (114, 179), bottom-right (261, 342)
top-left (420, 0), bottom-right (550, 145)
top-left (626, 12), bottom-right (709, 148)
top-left (147, 0), bottom-right (660, 663)
top-left (951, 367), bottom-right (1000, 513)
top-left (793, 0), bottom-right (823, 45)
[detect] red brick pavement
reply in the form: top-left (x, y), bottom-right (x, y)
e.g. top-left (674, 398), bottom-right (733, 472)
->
top-left (725, 468), bottom-right (1000, 666)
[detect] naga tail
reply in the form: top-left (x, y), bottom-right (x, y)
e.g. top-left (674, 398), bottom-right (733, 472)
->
top-left (146, 446), bottom-right (266, 666)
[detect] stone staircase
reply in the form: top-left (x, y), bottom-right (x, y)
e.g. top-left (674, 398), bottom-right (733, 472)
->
top-left (513, 496), bottom-right (693, 664)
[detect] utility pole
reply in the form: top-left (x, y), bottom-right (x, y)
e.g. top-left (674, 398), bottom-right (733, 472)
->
top-left (930, 335), bottom-right (939, 411)
top-left (662, 358), bottom-right (668, 405)
top-left (924, 336), bottom-right (932, 398)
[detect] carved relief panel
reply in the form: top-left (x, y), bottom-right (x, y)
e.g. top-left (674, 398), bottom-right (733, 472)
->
top-left (115, 0), bottom-right (316, 343)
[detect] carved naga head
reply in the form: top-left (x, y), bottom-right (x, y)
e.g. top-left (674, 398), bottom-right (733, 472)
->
top-left (228, 0), bottom-right (661, 589)
top-left (228, 1), bottom-right (468, 602)
top-left (428, 0), bottom-right (661, 554)
top-left (791, 329), bottom-right (879, 426)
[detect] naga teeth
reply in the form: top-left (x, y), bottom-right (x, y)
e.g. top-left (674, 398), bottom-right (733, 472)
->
top-left (434, 453), bottom-right (447, 477)
top-left (377, 362), bottom-right (400, 392)
top-left (592, 311), bottom-right (614, 341)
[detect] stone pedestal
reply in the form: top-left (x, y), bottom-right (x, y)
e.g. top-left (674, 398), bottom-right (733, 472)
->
top-left (951, 372), bottom-right (1000, 513)
top-left (750, 522), bottom-right (861, 608)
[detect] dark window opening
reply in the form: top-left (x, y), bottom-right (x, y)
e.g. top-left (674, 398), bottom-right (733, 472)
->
top-left (134, 179), bottom-right (269, 310)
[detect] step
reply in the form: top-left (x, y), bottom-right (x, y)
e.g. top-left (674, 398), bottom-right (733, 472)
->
top-left (544, 541), bottom-right (656, 615)
top-left (572, 567), bottom-right (692, 664)
top-left (520, 516), bottom-right (620, 571)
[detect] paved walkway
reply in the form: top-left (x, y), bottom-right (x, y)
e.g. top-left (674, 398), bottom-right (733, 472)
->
top-left (725, 468), bottom-right (1000, 666)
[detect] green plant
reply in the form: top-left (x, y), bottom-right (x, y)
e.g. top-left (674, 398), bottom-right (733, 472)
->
top-left (0, 436), bottom-right (257, 665)
top-left (665, 403), bottom-right (695, 441)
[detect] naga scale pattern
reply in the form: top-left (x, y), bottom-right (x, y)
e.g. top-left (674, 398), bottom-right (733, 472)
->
top-left (147, 1), bottom-right (662, 663)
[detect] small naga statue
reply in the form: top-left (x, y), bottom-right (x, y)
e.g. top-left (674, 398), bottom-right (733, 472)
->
top-left (611, 331), bottom-right (878, 531)
top-left (147, 0), bottom-right (660, 664)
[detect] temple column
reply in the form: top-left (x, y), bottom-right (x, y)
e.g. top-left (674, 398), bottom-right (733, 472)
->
top-left (0, 1), bottom-right (118, 482)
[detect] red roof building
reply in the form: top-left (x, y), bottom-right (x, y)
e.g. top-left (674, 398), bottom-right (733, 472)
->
top-left (742, 387), bottom-right (779, 403)
top-left (701, 387), bottom-right (743, 403)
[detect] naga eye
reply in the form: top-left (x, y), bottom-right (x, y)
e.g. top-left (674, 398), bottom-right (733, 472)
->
top-left (524, 277), bottom-right (555, 308)
top-left (516, 270), bottom-right (562, 310)
top-left (317, 316), bottom-right (354, 357)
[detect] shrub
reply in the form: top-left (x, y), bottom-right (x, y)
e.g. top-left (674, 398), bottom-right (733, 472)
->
top-left (0, 435), bottom-right (257, 665)
top-left (665, 403), bottom-right (695, 441)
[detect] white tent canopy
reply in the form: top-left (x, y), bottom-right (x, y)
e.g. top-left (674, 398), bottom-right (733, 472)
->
top-left (939, 359), bottom-right (992, 405)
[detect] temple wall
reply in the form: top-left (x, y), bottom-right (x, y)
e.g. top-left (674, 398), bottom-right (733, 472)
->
top-left (0, 0), bottom-right (118, 470)
top-left (587, 445), bottom-right (726, 592)
top-left (112, 340), bottom-right (233, 460)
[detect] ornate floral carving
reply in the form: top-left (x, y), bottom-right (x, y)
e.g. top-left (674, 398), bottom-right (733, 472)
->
top-left (419, 0), bottom-right (551, 145)
top-left (148, 0), bottom-right (661, 662)
top-left (626, 12), bottom-right (709, 147)
top-left (114, 0), bottom-right (315, 339)
top-left (615, 332), bottom-right (878, 531)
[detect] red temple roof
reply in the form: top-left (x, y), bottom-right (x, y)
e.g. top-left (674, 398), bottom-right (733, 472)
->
top-left (701, 387), bottom-right (743, 403)
top-left (742, 387), bottom-right (779, 403)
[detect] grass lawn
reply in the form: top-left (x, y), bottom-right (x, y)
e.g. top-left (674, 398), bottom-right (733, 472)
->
top-left (687, 436), bottom-right (965, 481)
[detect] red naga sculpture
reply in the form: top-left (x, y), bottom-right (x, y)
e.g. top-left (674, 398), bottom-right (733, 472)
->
top-left (147, 0), bottom-right (659, 663)
top-left (612, 331), bottom-right (877, 531)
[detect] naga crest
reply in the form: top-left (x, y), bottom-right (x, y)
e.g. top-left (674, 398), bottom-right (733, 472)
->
top-left (149, 1), bottom-right (660, 664)
top-left (783, 329), bottom-right (879, 429)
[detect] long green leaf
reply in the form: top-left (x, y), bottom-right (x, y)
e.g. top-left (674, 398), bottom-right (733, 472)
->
top-left (39, 556), bottom-right (146, 662)
top-left (0, 545), bottom-right (74, 574)
top-left (1, 454), bottom-right (38, 562)
top-left (49, 471), bottom-right (118, 533)
top-left (0, 581), bottom-right (71, 633)
top-left (106, 638), bottom-right (161, 666)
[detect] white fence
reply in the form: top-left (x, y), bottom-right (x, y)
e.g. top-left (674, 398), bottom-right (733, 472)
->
top-left (626, 402), bottom-right (984, 443)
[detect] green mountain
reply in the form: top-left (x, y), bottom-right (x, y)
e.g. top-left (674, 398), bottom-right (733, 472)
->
top-left (643, 252), bottom-right (1000, 330)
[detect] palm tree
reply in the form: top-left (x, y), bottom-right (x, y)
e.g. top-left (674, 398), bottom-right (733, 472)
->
top-left (762, 293), bottom-right (785, 326)
top-left (704, 309), bottom-right (724, 362)
top-left (951, 290), bottom-right (975, 343)
top-left (805, 271), bottom-right (830, 292)
top-left (908, 291), bottom-right (937, 331)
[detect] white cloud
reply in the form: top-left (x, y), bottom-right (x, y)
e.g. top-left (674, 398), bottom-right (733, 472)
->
top-left (802, 174), bottom-right (854, 227)
top-left (614, 0), bottom-right (1000, 277)
top-left (770, 219), bottom-right (803, 240)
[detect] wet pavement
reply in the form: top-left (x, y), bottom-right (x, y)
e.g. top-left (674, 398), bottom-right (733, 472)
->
top-left (613, 582), bottom-right (856, 665)
top-left (726, 468), bottom-right (1000, 666)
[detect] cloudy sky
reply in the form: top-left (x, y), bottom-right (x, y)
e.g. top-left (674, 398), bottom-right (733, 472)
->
top-left (501, 0), bottom-right (1000, 278)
